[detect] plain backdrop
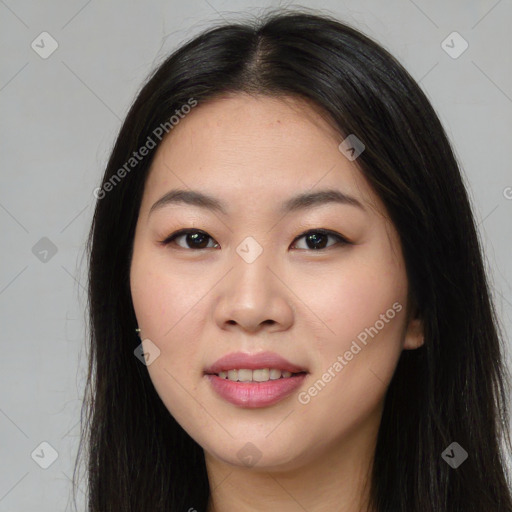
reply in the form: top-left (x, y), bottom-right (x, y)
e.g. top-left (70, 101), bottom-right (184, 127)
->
top-left (1, 1), bottom-right (511, 510)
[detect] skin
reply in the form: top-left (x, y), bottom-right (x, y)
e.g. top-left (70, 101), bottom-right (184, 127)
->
top-left (129, 93), bottom-right (424, 512)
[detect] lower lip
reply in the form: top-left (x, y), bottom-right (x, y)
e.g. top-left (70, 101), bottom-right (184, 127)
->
top-left (205, 373), bottom-right (307, 408)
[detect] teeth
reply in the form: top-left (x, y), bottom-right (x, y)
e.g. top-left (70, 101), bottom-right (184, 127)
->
top-left (253, 369), bottom-right (269, 382)
top-left (270, 368), bottom-right (282, 380)
top-left (238, 369), bottom-right (252, 382)
top-left (217, 368), bottom-right (298, 382)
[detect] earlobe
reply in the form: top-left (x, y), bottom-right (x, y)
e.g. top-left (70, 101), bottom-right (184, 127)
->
top-left (403, 316), bottom-right (424, 350)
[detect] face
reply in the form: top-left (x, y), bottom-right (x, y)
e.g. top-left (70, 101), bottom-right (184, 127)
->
top-left (129, 93), bottom-right (423, 471)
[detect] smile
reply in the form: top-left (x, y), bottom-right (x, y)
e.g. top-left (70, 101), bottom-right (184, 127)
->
top-left (205, 371), bottom-right (308, 408)
top-left (215, 368), bottom-right (304, 382)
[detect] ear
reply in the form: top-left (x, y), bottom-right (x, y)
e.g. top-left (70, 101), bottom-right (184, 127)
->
top-left (403, 304), bottom-right (424, 350)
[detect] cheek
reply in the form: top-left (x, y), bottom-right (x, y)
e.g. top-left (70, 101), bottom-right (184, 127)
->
top-left (130, 252), bottom-right (212, 430)
top-left (131, 248), bottom-right (208, 342)
top-left (305, 252), bottom-right (407, 348)
top-left (130, 249), bottom-right (213, 408)
top-left (298, 243), bottom-right (408, 402)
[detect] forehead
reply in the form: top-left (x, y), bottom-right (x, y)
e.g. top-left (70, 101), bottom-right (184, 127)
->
top-left (142, 93), bottom-right (382, 216)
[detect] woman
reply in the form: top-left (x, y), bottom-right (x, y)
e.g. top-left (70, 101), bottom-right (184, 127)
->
top-left (75, 8), bottom-right (512, 511)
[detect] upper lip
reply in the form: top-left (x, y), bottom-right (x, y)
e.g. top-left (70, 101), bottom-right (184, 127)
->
top-left (204, 351), bottom-right (308, 375)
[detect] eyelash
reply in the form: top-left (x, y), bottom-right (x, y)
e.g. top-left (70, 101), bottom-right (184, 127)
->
top-left (159, 228), bottom-right (351, 251)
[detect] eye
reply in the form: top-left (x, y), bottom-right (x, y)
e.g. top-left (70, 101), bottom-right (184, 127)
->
top-left (161, 229), bottom-right (219, 250)
top-left (291, 229), bottom-right (350, 250)
top-left (161, 228), bottom-right (350, 251)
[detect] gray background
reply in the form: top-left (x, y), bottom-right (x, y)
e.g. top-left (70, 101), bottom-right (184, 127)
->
top-left (1, 0), bottom-right (511, 510)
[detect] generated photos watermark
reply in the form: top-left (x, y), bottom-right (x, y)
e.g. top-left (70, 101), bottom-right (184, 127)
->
top-left (297, 301), bottom-right (403, 404)
top-left (94, 98), bottom-right (198, 200)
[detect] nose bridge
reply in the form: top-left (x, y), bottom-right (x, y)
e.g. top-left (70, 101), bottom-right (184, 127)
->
top-left (213, 235), bottom-right (292, 332)
top-left (230, 237), bottom-right (276, 300)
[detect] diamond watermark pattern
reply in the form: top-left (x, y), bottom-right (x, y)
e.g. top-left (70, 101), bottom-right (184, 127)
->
top-left (338, 134), bottom-right (365, 161)
top-left (441, 442), bottom-right (468, 468)
top-left (31, 441), bottom-right (59, 469)
top-left (32, 237), bottom-right (58, 263)
top-left (441, 32), bottom-right (468, 59)
top-left (237, 442), bottom-right (263, 467)
top-left (236, 236), bottom-right (263, 264)
top-left (134, 338), bottom-right (161, 366)
top-left (31, 32), bottom-right (59, 59)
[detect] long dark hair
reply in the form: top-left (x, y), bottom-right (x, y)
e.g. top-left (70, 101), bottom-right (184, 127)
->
top-left (73, 7), bottom-right (512, 511)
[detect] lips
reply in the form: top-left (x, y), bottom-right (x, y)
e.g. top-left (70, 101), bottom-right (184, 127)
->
top-left (203, 351), bottom-right (308, 375)
top-left (205, 373), bottom-right (307, 408)
top-left (204, 351), bottom-right (308, 408)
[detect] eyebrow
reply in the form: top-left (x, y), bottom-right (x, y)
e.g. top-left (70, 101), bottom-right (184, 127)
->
top-left (148, 188), bottom-right (366, 218)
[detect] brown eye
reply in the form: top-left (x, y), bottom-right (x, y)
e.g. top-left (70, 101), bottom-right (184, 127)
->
top-left (162, 230), bottom-right (219, 250)
top-left (161, 228), bottom-right (350, 251)
top-left (291, 229), bottom-right (350, 250)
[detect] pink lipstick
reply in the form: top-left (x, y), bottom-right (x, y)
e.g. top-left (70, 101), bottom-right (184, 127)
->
top-left (204, 351), bottom-right (308, 408)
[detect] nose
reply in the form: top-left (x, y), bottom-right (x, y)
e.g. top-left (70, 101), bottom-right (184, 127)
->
top-left (213, 251), bottom-right (294, 334)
